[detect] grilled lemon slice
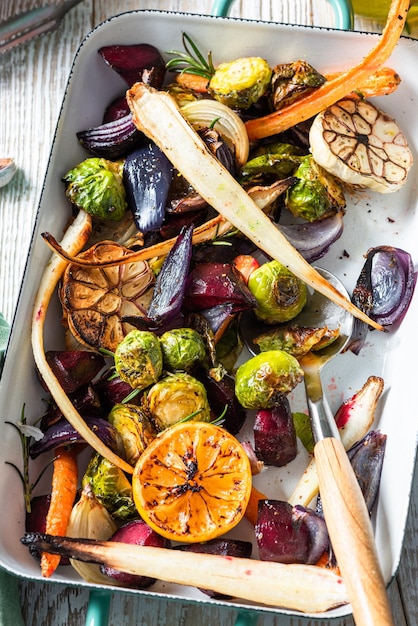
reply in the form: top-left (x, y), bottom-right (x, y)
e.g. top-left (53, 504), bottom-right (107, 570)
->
top-left (309, 98), bottom-right (413, 193)
top-left (132, 421), bottom-right (252, 543)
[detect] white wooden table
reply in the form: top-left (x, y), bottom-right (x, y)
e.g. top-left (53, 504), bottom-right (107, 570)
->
top-left (1, 1), bottom-right (417, 625)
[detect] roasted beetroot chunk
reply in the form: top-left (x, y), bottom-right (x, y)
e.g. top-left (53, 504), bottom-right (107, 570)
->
top-left (94, 374), bottom-right (135, 411)
top-left (100, 519), bottom-right (170, 588)
top-left (98, 44), bottom-right (166, 88)
top-left (255, 500), bottom-right (329, 565)
top-left (175, 538), bottom-right (252, 598)
top-left (103, 96), bottom-right (131, 124)
top-left (253, 396), bottom-right (297, 466)
top-left (193, 366), bottom-right (246, 435)
top-left (38, 351), bottom-right (106, 394)
top-left (26, 495), bottom-right (70, 564)
top-left (182, 262), bottom-right (257, 314)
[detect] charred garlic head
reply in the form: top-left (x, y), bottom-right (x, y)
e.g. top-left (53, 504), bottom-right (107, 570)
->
top-left (310, 98), bottom-right (413, 193)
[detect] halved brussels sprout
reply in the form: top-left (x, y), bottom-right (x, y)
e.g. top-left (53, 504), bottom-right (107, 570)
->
top-left (145, 372), bottom-right (211, 431)
top-left (209, 57), bottom-right (272, 110)
top-left (82, 453), bottom-right (137, 519)
top-left (235, 350), bottom-right (304, 409)
top-left (159, 328), bottom-right (206, 372)
top-left (254, 325), bottom-right (331, 357)
top-left (114, 330), bottom-right (163, 391)
top-left (270, 60), bottom-right (326, 111)
top-left (285, 155), bottom-right (345, 222)
top-left (108, 403), bottom-right (156, 466)
top-left (248, 260), bottom-right (307, 324)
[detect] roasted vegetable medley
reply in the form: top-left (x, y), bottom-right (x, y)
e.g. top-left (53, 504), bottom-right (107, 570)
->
top-left (15, 8), bottom-right (418, 614)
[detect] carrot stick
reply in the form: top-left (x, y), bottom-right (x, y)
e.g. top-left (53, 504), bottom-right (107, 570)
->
top-left (41, 446), bottom-right (78, 578)
top-left (325, 66), bottom-right (401, 98)
top-left (175, 72), bottom-right (209, 93)
top-left (245, 0), bottom-right (409, 140)
top-left (244, 485), bottom-right (267, 525)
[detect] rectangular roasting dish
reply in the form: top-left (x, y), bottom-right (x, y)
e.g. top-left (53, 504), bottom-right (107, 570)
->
top-left (1, 9), bottom-right (418, 620)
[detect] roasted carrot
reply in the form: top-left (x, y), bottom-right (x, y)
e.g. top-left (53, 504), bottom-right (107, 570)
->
top-left (245, 485), bottom-right (267, 526)
top-left (245, 0), bottom-right (409, 140)
top-left (325, 66), bottom-right (401, 98)
top-left (175, 72), bottom-right (210, 93)
top-left (41, 446), bottom-right (78, 578)
top-left (232, 254), bottom-right (260, 284)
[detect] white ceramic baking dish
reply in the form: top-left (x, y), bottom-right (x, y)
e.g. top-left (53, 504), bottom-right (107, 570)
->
top-left (0, 5), bottom-right (417, 625)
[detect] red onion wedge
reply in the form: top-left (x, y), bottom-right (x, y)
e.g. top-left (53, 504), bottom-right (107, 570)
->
top-left (278, 212), bottom-right (344, 263)
top-left (348, 245), bottom-right (416, 354)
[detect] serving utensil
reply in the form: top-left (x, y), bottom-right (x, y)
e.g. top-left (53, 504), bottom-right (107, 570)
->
top-left (241, 267), bottom-right (394, 625)
top-left (298, 270), bottom-right (393, 625)
top-left (0, 0), bottom-right (85, 54)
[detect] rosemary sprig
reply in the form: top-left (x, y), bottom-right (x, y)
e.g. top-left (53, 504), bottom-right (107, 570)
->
top-left (166, 32), bottom-right (215, 80)
top-left (5, 405), bottom-right (50, 513)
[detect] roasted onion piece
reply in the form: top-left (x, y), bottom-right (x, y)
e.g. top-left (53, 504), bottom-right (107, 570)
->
top-left (77, 115), bottom-right (142, 160)
top-left (348, 245), bottom-right (415, 354)
top-left (123, 142), bottom-right (173, 234)
top-left (278, 212), bottom-right (344, 263)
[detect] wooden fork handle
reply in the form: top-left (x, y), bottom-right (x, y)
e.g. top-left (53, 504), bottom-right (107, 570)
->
top-left (315, 437), bottom-right (394, 626)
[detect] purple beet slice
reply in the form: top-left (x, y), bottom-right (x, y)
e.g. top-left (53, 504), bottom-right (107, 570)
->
top-left (253, 396), bottom-right (297, 466)
top-left (256, 500), bottom-right (329, 565)
top-left (98, 44), bottom-right (166, 88)
top-left (255, 500), bottom-right (310, 564)
top-left (38, 351), bottom-right (106, 394)
top-left (100, 519), bottom-right (170, 588)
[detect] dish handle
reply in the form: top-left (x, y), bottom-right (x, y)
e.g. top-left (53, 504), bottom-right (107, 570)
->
top-left (83, 2), bottom-right (354, 624)
top-left (85, 589), bottom-right (111, 626)
top-left (211, 0), bottom-right (354, 30)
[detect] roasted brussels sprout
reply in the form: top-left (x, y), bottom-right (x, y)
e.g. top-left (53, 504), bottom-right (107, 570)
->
top-left (209, 57), bottom-right (272, 110)
top-left (270, 60), bottom-right (326, 111)
top-left (254, 325), bottom-right (333, 357)
top-left (108, 403), bottom-right (156, 466)
top-left (235, 350), bottom-right (303, 409)
top-left (63, 157), bottom-right (127, 220)
top-left (82, 453), bottom-right (137, 519)
top-left (159, 328), bottom-right (206, 371)
top-left (248, 260), bottom-right (307, 324)
top-left (240, 143), bottom-right (305, 181)
top-left (114, 330), bottom-right (163, 391)
top-left (145, 372), bottom-right (211, 430)
top-left (285, 155), bottom-right (345, 222)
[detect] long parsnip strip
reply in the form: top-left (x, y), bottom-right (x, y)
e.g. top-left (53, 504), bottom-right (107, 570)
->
top-left (22, 534), bottom-right (349, 613)
top-left (245, 0), bottom-right (409, 140)
top-left (31, 210), bottom-right (134, 475)
top-left (127, 83), bottom-right (382, 331)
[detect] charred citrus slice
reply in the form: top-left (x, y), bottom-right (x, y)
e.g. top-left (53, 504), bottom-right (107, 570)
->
top-left (60, 241), bottom-right (155, 352)
top-left (132, 421), bottom-right (252, 543)
top-left (310, 98), bottom-right (413, 193)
